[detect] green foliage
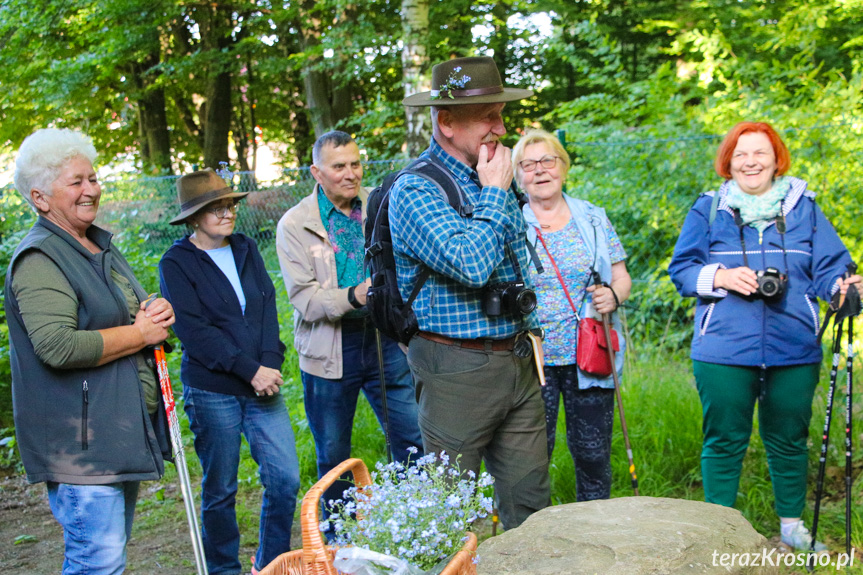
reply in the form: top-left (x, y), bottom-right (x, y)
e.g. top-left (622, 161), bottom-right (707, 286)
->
top-left (13, 534), bottom-right (38, 545)
top-left (0, 428), bottom-right (22, 472)
top-left (0, 189), bottom-right (31, 428)
top-left (2, 2), bottom-right (863, 566)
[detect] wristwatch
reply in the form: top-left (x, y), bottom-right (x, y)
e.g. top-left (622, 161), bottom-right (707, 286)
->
top-left (347, 286), bottom-right (363, 309)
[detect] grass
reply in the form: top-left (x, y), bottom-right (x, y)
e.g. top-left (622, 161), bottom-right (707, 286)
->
top-left (139, 322), bottom-right (862, 573)
top-left (5, 243), bottom-right (860, 572)
top-left (132, 252), bottom-right (863, 572)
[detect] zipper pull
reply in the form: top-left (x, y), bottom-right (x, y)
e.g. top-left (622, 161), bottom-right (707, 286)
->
top-left (83, 380), bottom-right (89, 402)
top-left (758, 229), bottom-right (764, 245)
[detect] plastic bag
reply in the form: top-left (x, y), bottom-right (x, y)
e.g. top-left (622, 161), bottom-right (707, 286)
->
top-left (333, 548), bottom-right (425, 575)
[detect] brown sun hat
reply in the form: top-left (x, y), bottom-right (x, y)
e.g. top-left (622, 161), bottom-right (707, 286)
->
top-left (403, 56), bottom-right (533, 107)
top-left (169, 168), bottom-right (249, 225)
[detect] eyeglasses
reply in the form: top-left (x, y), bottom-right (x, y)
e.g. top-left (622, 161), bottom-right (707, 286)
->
top-left (206, 201), bottom-right (239, 219)
top-left (518, 155), bottom-right (560, 172)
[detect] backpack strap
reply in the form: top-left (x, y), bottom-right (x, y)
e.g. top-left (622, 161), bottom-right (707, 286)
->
top-left (401, 156), bottom-right (473, 216)
top-left (708, 190), bottom-right (720, 225)
top-left (374, 157), bottom-right (473, 308)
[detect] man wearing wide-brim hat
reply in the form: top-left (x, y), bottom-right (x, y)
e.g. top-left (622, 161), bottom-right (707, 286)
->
top-left (389, 56), bottom-right (551, 529)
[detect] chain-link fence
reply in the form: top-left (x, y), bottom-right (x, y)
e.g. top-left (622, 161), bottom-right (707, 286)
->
top-left (90, 159), bottom-right (412, 254)
top-left (3, 124), bottom-right (861, 354)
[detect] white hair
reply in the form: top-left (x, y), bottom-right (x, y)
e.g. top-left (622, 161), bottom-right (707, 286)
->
top-left (14, 128), bottom-right (98, 211)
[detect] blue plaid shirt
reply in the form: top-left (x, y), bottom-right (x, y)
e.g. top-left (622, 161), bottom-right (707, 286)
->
top-left (389, 139), bottom-right (539, 339)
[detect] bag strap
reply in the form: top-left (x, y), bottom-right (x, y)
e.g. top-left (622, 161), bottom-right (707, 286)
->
top-left (708, 190), bottom-right (720, 225)
top-left (535, 229), bottom-right (581, 322)
top-left (386, 157), bottom-right (471, 305)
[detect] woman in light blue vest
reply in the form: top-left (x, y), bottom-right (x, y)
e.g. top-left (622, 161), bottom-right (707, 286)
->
top-left (514, 129), bottom-right (632, 501)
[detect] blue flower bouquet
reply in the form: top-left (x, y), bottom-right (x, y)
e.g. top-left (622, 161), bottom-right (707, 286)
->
top-left (322, 450), bottom-right (493, 574)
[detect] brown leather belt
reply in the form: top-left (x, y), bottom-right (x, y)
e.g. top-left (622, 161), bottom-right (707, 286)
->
top-left (417, 331), bottom-right (517, 351)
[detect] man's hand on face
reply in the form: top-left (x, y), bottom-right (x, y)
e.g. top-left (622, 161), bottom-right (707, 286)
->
top-left (477, 142), bottom-right (513, 191)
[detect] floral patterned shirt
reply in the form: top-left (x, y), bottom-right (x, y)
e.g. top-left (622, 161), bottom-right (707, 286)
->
top-left (317, 187), bottom-right (368, 318)
top-left (530, 217), bottom-right (626, 365)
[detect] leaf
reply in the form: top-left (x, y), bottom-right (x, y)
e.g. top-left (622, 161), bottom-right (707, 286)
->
top-left (14, 534), bottom-right (38, 545)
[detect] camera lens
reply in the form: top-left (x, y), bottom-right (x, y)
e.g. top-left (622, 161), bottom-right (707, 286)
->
top-left (514, 289), bottom-right (538, 315)
top-left (760, 279), bottom-right (778, 297)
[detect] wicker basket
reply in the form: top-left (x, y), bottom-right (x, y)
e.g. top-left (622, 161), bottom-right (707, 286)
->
top-left (257, 458), bottom-right (478, 575)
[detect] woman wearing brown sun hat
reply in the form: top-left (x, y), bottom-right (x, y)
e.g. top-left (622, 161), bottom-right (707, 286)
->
top-left (159, 168), bottom-right (299, 575)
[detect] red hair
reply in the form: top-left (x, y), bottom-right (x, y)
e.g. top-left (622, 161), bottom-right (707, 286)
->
top-left (714, 122), bottom-right (790, 179)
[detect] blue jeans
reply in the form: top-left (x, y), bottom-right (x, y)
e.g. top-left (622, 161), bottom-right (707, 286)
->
top-left (47, 481), bottom-right (139, 575)
top-left (183, 386), bottom-right (300, 575)
top-left (301, 323), bottom-right (423, 507)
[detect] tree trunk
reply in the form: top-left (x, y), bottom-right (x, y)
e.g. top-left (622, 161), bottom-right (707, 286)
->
top-left (296, 1), bottom-right (335, 136)
top-left (139, 84), bottom-right (172, 173)
top-left (130, 55), bottom-right (172, 174)
top-left (137, 107), bottom-right (150, 164)
top-left (247, 56), bottom-right (258, 174)
top-left (490, 1), bottom-right (511, 84)
top-left (199, 5), bottom-right (234, 169)
top-left (233, 82), bottom-right (251, 173)
top-left (293, 0), bottom-right (354, 139)
top-left (401, 0), bottom-right (430, 157)
top-left (203, 69), bottom-right (232, 169)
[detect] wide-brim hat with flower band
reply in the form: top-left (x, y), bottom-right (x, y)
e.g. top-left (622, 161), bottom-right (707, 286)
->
top-left (403, 56), bottom-right (533, 107)
top-left (169, 168), bottom-right (249, 225)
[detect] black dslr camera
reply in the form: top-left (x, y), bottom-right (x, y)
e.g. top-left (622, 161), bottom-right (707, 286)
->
top-left (754, 267), bottom-right (788, 299)
top-left (483, 281), bottom-right (538, 316)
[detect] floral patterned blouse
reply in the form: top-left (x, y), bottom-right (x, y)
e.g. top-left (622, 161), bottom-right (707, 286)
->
top-left (530, 217), bottom-right (626, 366)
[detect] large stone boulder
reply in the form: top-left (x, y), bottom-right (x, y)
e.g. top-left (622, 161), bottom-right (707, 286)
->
top-left (477, 496), bottom-right (778, 575)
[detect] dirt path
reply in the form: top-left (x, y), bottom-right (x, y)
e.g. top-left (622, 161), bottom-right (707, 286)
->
top-left (0, 472), bottom-right (273, 574)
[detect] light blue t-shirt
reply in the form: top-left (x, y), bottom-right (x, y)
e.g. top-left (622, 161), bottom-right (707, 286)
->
top-left (205, 244), bottom-right (246, 314)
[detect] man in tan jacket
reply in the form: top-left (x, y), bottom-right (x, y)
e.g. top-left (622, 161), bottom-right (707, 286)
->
top-left (276, 131), bottom-right (423, 509)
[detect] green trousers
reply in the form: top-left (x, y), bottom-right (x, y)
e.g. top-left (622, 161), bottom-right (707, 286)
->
top-left (407, 335), bottom-right (551, 530)
top-left (693, 361), bottom-right (820, 518)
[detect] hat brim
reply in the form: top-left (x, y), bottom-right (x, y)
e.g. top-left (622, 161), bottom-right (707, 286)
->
top-left (403, 87), bottom-right (534, 107)
top-left (169, 189), bottom-right (250, 225)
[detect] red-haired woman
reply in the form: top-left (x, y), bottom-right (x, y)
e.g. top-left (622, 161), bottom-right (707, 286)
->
top-left (669, 121), bottom-right (859, 551)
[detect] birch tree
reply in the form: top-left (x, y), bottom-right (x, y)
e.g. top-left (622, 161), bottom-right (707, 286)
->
top-left (401, 0), bottom-right (430, 156)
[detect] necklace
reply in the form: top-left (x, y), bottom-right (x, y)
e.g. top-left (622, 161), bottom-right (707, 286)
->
top-left (535, 201), bottom-right (569, 231)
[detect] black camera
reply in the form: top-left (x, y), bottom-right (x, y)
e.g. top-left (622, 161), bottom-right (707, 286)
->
top-left (755, 267), bottom-right (788, 299)
top-left (483, 281), bottom-right (538, 316)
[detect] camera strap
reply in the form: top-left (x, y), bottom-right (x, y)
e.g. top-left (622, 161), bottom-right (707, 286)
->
top-left (505, 242), bottom-right (528, 285)
top-left (732, 201), bottom-right (790, 278)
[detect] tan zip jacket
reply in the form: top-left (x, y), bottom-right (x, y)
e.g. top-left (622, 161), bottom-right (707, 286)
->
top-left (276, 184), bottom-right (369, 378)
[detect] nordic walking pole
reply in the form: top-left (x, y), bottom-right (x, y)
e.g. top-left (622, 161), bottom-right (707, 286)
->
top-left (154, 344), bottom-right (208, 575)
top-left (144, 295), bottom-right (208, 575)
top-left (809, 319), bottom-right (841, 565)
top-left (842, 268), bottom-right (859, 557)
top-left (593, 272), bottom-right (639, 496)
top-left (844, 312), bottom-right (853, 556)
top-left (809, 264), bottom-right (860, 566)
top-left (374, 328), bottom-right (394, 463)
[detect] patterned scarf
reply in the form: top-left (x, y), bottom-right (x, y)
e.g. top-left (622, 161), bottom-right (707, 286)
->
top-left (725, 176), bottom-right (791, 232)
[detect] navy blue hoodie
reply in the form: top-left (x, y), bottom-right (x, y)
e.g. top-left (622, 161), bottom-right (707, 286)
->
top-left (159, 233), bottom-right (286, 395)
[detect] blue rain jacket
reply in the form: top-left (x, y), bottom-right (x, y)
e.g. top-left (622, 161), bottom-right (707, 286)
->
top-left (668, 177), bottom-right (852, 367)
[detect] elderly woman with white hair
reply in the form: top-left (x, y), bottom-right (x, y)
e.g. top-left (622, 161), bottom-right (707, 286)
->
top-left (4, 128), bottom-right (175, 574)
top-left (513, 129), bottom-right (632, 502)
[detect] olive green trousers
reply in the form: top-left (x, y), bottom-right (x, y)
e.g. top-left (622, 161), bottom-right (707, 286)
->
top-left (407, 335), bottom-right (551, 529)
top-left (693, 360), bottom-right (820, 518)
